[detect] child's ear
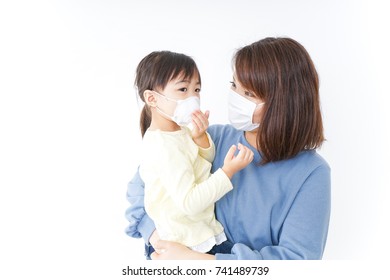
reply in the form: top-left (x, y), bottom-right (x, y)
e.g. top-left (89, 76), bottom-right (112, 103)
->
top-left (143, 90), bottom-right (157, 107)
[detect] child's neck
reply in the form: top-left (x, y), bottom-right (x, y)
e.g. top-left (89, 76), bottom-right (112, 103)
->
top-left (149, 112), bottom-right (181, 132)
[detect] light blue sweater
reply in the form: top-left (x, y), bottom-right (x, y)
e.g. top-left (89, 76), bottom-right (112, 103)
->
top-left (125, 124), bottom-right (331, 260)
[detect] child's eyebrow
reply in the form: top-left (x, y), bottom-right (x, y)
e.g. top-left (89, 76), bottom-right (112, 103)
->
top-left (175, 80), bottom-right (188, 84)
top-left (175, 80), bottom-right (201, 85)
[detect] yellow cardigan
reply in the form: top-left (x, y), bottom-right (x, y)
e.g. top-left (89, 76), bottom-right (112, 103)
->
top-left (140, 127), bottom-right (232, 252)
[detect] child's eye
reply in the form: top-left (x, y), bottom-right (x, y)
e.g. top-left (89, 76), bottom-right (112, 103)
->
top-left (230, 81), bottom-right (236, 88)
top-left (179, 88), bottom-right (187, 92)
top-left (195, 88), bottom-right (201, 93)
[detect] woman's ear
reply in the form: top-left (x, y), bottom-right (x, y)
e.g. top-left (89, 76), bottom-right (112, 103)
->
top-left (143, 90), bottom-right (157, 107)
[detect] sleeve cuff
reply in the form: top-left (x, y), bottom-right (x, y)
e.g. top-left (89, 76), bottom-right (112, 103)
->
top-left (198, 132), bottom-right (215, 163)
top-left (214, 168), bottom-right (233, 191)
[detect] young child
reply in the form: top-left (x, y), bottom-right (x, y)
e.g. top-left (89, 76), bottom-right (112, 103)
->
top-left (135, 51), bottom-right (254, 254)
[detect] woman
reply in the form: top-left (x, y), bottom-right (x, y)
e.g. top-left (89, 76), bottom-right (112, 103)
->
top-left (125, 37), bottom-right (331, 260)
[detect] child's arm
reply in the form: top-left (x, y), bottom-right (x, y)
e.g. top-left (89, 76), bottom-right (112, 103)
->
top-left (191, 110), bottom-right (210, 148)
top-left (158, 141), bottom-right (253, 216)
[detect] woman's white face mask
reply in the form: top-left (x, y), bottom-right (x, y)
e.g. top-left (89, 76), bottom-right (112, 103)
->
top-left (154, 91), bottom-right (200, 126)
top-left (228, 89), bottom-right (264, 131)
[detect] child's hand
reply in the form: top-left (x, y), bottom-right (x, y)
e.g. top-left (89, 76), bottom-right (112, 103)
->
top-left (191, 110), bottom-right (210, 148)
top-left (191, 110), bottom-right (209, 139)
top-left (222, 143), bottom-right (254, 179)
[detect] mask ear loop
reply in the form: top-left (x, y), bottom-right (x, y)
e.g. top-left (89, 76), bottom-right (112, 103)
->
top-left (251, 102), bottom-right (265, 126)
top-left (153, 91), bottom-right (177, 103)
top-left (256, 102), bottom-right (265, 107)
top-left (152, 91), bottom-right (176, 120)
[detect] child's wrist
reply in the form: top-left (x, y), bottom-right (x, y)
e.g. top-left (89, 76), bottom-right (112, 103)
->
top-left (193, 132), bottom-right (209, 148)
top-left (222, 166), bottom-right (234, 179)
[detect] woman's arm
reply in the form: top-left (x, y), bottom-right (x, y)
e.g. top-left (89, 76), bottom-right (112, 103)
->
top-left (124, 168), bottom-right (156, 244)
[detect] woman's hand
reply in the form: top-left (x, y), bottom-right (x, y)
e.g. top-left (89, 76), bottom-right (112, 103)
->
top-left (149, 230), bottom-right (160, 248)
top-left (151, 240), bottom-right (215, 260)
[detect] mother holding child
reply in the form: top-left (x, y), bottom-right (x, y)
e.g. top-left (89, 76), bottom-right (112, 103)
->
top-left (125, 37), bottom-right (331, 260)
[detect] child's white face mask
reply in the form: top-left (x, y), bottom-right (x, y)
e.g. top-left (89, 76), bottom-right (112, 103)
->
top-left (154, 91), bottom-right (200, 126)
top-left (228, 89), bottom-right (264, 131)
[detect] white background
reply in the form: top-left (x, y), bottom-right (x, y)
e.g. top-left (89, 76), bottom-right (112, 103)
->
top-left (1, 0), bottom-right (389, 278)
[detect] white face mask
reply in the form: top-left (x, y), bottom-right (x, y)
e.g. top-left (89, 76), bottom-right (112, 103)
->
top-left (228, 89), bottom-right (264, 131)
top-left (154, 91), bottom-right (200, 126)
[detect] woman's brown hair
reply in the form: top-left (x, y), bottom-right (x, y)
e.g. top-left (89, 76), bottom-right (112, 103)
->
top-left (135, 51), bottom-right (200, 137)
top-left (234, 37), bottom-right (324, 164)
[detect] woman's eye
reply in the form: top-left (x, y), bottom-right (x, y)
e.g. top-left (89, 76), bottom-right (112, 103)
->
top-left (230, 81), bottom-right (236, 88)
top-left (244, 91), bottom-right (254, 97)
